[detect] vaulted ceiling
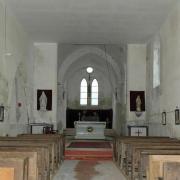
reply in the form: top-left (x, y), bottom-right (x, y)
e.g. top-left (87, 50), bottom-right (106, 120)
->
top-left (6, 0), bottom-right (175, 43)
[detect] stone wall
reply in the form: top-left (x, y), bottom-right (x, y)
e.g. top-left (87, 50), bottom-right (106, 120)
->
top-left (146, 2), bottom-right (180, 137)
top-left (0, 0), bottom-right (33, 136)
top-left (125, 44), bottom-right (147, 134)
top-left (33, 43), bottom-right (58, 128)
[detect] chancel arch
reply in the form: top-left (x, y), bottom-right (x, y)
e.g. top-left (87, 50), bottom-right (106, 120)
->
top-left (57, 45), bottom-right (126, 134)
top-left (58, 46), bottom-right (124, 84)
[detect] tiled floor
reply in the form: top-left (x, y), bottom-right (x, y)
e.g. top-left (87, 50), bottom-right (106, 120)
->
top-left (53, 160), bottom-right (127, 180)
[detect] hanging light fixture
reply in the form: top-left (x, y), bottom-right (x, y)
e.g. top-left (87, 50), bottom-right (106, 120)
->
top-left (86, 67), bottom-right (93, 99)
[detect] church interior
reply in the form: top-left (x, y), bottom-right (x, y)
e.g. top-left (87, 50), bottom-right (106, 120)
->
top-left (0, 0), bottom-right (180, 179)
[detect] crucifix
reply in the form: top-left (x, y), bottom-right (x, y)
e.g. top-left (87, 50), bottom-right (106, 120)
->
top-left (135, 129), bottom-right (143, 136)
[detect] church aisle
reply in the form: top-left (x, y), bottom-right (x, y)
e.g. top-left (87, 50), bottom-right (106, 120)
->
top-left (53, 160), bottom-right (127, 180)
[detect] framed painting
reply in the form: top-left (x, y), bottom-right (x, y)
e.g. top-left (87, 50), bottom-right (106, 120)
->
top-left (0, 105), bottom-right (4, 121)
top-left (37, 89), bottom-right (52, 111)
top-left (175, 108), bottom-right (180, 125)
top-left (130, 91), bottom-right (145, 112)
top-left (161, 111), bottom-right (166, 125)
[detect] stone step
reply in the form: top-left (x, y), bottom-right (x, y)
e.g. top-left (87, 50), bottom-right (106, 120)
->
top-left (65, 156), bottom-right (113, 160)
top-left (65, 149), bottom-right (113, 160)
top-left (64, 128), bottom-right (116, 137)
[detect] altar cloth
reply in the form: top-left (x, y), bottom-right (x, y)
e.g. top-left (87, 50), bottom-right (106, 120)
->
top-left (74, 121), bottom-right (106, 139)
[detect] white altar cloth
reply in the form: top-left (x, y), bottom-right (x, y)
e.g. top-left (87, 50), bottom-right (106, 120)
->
top-left (74, 121), bottom-right (106, 139)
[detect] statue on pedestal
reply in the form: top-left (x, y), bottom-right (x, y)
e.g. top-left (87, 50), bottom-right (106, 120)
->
top-left (136, 95), bottom-right (142, 112)
top-left (39, 91), bottom-right (47, 111)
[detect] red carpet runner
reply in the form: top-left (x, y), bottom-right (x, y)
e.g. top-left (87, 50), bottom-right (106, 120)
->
top-left (65, 141), bottom-right (113, 160)
top-left (67, 141), bottom-right (111, 148)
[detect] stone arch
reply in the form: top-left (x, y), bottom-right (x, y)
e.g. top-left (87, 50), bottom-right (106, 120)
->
top-left (57, 46), bottom-right (126, 130)
top-left (58, 46), bottom-right (124, 84)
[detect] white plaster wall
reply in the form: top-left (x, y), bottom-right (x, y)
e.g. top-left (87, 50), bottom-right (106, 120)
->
top-left (146, 1), bottom-right (180, 137)
top-left (126, 44), bottom-right (147, 132)
top-left (65, 52), bottom-right (113, 109)
top-left (33, 43), bottom-right (58, 128)
top-left (0, 0), bottom-right (34, 136)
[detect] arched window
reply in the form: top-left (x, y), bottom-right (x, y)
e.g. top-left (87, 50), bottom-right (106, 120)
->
top-left (80, 79), bottom-right (87, 105)
top-left (153, 40), bottom-right (160, 88)
top-left (91, 79), bottom-right (98, 105)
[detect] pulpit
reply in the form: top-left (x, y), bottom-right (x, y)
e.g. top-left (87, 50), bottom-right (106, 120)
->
top-left (74, 121), bottom-right (106, 139)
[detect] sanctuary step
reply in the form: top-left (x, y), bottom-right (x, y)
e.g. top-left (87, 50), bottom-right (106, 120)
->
top-left (64, 140), bottom-right (113, 160)
top-left (63, 128), bottom-right (116, 137)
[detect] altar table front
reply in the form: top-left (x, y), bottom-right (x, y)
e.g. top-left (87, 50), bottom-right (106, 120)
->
top-left (74, 121), bottom-right (106, 139)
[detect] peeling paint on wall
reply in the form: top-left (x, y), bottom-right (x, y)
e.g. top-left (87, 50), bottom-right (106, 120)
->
top-left (15, 62), bottom-right (27, 122)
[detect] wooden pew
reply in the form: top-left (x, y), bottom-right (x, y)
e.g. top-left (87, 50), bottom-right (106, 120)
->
top-left (0, 142), bottom-right (50, 180)
top-left (0, 134), bottom-right (64, 180)
top-left (139, 149), bottom-right (180, 180)
top-left (0, 168), bottom-right (14, 180)
top-left (131, 145), bottom-right (180, 180)
top-left (147, 155), bottom-right (180, 180)
top-left (0, 151), bottom-right (38, 180)
top-left (16, 134), bottom-right (65, 179)
top-left (113, 136), bottom-right (171, 164)
top-left (0, 157), bottom-right (28, 180)
top-left (113, 136), bottom-right (180, 180)
top-left (163, 162), bottom-right (180, 180)
top-left (115, 137), bottom-right (173, 169)
top-left (0, 138), bottom-right (56, 175)
top-left (18, 134), bottom-right (65, 166)
top-left (123, 141), bottom-right (180, 179)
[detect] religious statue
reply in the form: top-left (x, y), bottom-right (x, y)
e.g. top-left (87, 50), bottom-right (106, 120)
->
top-left (136, 95), bottom-right (141, 112)
top-left (39, 91), bottom-right (47, 111)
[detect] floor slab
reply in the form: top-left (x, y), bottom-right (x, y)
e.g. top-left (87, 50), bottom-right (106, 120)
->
top-left (53, 160), bottom-right (127, 180)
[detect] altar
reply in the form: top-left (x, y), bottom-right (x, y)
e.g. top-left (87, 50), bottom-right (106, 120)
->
top-left (74, 121), bottom-right (106, 139)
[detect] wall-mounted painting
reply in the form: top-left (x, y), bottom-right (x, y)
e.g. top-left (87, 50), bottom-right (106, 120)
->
top-left (162, 111), bottom-right (166, 125)
top-left (130, 91), bottom-right (145, 112)
top-left (0, 105), bottom-right (4, 121)
top-left (175, 108), bottom-right (180, 125)
top-left (37, 90), bottom-right (52, 111)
